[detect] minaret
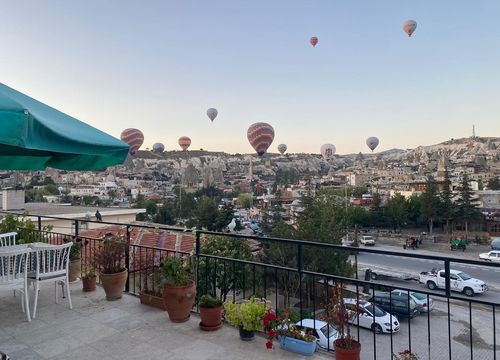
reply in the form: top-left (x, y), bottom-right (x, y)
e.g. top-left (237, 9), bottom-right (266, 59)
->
top-left (472, 125), bottom-right (476, 138)
top-left (248, 157), bottom-right (253, 179)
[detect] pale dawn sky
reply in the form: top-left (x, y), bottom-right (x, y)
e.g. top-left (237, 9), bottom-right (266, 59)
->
top-left (1, 0), bottom-right (499, 154)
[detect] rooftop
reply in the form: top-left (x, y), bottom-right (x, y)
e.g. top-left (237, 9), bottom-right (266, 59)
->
top-left (0, 283), bottom-right (329, 360)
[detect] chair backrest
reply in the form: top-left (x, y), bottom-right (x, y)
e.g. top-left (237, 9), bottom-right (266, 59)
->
top-left (31, 242), bottom-right (73, 279)
top-left (0, 232), bottom-right (17, 247)
top-left (0, 248), bottom-right (31, 285)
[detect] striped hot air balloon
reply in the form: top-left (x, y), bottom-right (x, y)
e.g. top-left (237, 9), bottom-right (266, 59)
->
top-left (247, 122), bottom-right (275, 156)
top-left (120, 128), bottom-right (144, 155)
top-left (178, 136), bottom-right (191, 151)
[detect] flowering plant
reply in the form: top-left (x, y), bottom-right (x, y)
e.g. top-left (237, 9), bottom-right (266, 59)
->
top-left (393, 350), bottom-right (420, 360)
top-left (263, 310), bottom-right (316, 350)
top-left (320, 282), bottom-right (358, 350)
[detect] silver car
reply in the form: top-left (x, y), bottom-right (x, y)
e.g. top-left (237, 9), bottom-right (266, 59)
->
top-left (392, 289), bottom-right (434, 312)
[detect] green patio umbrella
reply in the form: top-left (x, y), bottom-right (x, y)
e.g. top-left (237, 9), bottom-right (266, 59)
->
top-left (0, 83), bottom-right (130, 170)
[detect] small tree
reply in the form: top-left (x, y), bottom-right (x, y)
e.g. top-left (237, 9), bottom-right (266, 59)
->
top-left (454, 174), bottom-right (482, 237)
top-left (238, 193), bottom-right (253, 209)
top-left (420, 176), bottom-right (441, 235)
top-left (385, 193), bottom-right (408, 230)
top-left (440, 169), bottom-right (454, 233)
top-left (487, 176), bottom-right (500, 190)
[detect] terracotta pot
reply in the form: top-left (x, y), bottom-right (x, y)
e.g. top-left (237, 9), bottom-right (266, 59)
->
top-left (199, 304), bottom-right (222, 329)
top-left (238, 326), bottom-right (254, 341)
top-left (334, 339), bottom-right (361, 360)
top-left (162, 282), bottom-right (196, 323)
top-left (100, 269), bottom-right (128, 300)
top-left (140, 291), bottom-right (166, 310)
top-left (82, 276), bottom-right (96, 292)
top-left (69, 259), bottom-right (81, 282)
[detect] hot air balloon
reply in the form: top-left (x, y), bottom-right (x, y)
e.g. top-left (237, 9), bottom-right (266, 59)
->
top-left (320, 144), bottom-right (336, 160)
top-left (178, 136), bottom-right (191, 151)
top-left (403, 20), bottom-right (417, 37)
top-left (247, 122), bottom-right (275, 156)
top-left (366, 137), bottom-right (379, 152)
top-left (310, 36), bottom-right (318, 47)
top-left (120, 128), bottom-right (144, 155)
top-left (278, 144), bottom-right (287, 155)
top-left (207, 108), bottom-right (218, 122)
top-left (152, 142), bottom-right (165, 154)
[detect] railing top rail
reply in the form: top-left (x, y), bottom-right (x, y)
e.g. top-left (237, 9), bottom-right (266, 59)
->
top-left (3, 210), bottom-right (500, 269)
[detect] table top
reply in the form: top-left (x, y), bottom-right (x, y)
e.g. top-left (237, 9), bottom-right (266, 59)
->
top-left (0, 242), bottom-right (61, 252)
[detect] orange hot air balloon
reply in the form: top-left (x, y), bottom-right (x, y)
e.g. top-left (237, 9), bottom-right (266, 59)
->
top-left (247, 122), bottom-right (275, 156)
top-left (310, 36), bottom-right (318, 47)
top-left (403, 20), bottom-right (417, 37)
top-left (120, 128), bottom-right (144, 155)
top-left (178, 136), bottom-right (191, 151)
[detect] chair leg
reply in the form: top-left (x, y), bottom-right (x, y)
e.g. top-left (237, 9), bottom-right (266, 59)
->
top-left (20, 290), bottom-right (25, 313)
top-left (55, 282), bottom-right (58, 304)
top-left (33, 281), bottom-right (40, 319)
top-left (24, 283), bottom-right (31, 322)
top-left (65, 278), bottom-right (72, 310)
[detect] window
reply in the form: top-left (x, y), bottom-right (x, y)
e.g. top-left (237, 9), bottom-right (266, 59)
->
top-left (457, 272), bottom-right (471, 281)
top-left (450, 274), bottom-right (459, 281)
top-left (320, 324), bottom-right (338, 338)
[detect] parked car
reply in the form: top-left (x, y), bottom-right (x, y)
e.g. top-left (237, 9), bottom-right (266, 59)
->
top-left (295, 319), bottom-right (340, 351)
top-left (419, 269), bottom-right (487, 297)
top-left (343, 298), bottom-right (400, 334)
top-left (360, 235), bottom-right (375, 246)
top-left (370, 292), bottom-right (419, 318)
top-left (391, 289), bottom-right (434, 312)
top-left (491, 238), bottom-right (500, 251)
top-left (479, 250), bottom-right (500, 262)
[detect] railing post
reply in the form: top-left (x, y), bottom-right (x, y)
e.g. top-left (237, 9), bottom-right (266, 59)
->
top-left (74, 220), bottom-right (79, 238)
top-left (37, 216), bottom-right (42, 232)
top-left (297, 243), bottom-right (303, 272)
top-left (444, 259), bottom-right (451, 298)
top-left (125, 225), bottom-right (131, 293)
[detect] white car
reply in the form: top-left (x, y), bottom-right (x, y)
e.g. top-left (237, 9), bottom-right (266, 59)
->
top-left (391, 289), bottom-right (434, 312)
top-left (343, 298), bottom-right (400, 334)
top-left (479, 250), bottom-right (500, 262)
top-left (419, 269), bottom-right (487, 297)
top-left (360, 235), bottom-right (375, 246)
top-left (295, 319), bottom-right (340, 351)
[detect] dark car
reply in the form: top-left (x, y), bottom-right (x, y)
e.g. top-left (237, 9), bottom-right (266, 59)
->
top-left (370, 292), bottom-right (420, 319)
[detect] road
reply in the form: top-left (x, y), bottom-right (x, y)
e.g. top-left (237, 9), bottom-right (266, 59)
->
top-left (351, 245), bottom-right (500, 305)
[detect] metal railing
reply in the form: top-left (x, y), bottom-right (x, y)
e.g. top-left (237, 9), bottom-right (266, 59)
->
top-left (2, 211), bottom-right (500, 360)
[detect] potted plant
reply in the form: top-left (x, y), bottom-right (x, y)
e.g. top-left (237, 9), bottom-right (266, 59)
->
top-left (82, 265), bottom-right (97, 292)
top-left (322, 283), bottom-right (361, 360)
top-left (139, 266), bottom-right (166, 310)
top-left (161, 255), bottom-right (196, 323)
top-left (393, 350), bottom-right (420, 360)
top-left (264, 310), bottom-right (317, 355)
top-left (66, 239), bottom-right (81, 282)
top-left (94, 234), bottom-right (127, 300)
top-left (224, 297), bottom-right (270, 341)
top-left (199, 294), bottom-right (223, 331)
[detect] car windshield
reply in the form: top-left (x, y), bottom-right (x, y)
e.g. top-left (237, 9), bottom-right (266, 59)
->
top-left (457, 272), bottom-right (471, 280)
top-left (411, 292), bottom-right (427, 301)
top-left (320, 324), bottom-right (338, 338)
top-left (365, 304), bottom-right (386, 317)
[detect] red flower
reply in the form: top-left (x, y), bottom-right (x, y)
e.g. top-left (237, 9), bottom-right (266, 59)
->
top-left (268, 329), bottom-right (276, 338)
top-left (266, 341), bottom-right (273, 349)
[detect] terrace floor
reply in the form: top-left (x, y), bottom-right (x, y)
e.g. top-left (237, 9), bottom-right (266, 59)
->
top-left (0, 283), bottom-right (330, 360)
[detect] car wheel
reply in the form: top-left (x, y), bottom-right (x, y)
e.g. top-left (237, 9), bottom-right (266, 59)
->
top-left (370, 272), bottom-right (378, 280)
top-left (372, 323), bottom-right (383, 334)
top-left (427, 281), bottom-right (437, 290)
top-left (464, 287), bottom-right (474, 297)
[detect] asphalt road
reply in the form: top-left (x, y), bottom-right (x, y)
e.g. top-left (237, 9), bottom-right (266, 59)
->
top-left (352, 246), bottom-right (500, 305)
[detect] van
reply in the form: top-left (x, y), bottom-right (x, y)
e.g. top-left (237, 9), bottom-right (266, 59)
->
top-left (360, 235), bottom-right (375, 246)
top-left (370, 292), bottom-right (420, 319)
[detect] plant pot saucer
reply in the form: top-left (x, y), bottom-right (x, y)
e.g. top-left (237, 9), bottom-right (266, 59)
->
top-left (69, 277), bottom-right (80, 283)
top-left (199, 321), bottom-right (223, 331)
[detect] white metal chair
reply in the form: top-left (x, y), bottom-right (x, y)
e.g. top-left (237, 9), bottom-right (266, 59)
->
top-left (0, 247), bottom-right (32, 322)
top-left (28, 242), bottom-right (73, 318)
top-left (0, 232), bottom-right (17, 247)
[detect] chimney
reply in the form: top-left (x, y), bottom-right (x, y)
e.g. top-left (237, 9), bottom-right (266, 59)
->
top-left (2, 188), bottom-right (25, 210)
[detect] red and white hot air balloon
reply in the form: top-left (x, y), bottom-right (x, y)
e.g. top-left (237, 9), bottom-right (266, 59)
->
top-left (403, 20), bottom-right (417, 37)
top-left (178, 136), bottom-right (191, 151)
top-left (120, 128), bottom-right (144, 155)
top-left (310, 36), bottom-right (318, 47)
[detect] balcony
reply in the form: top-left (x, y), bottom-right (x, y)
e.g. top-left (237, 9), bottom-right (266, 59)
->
top-left (1, 213), bottom-right (500, 359)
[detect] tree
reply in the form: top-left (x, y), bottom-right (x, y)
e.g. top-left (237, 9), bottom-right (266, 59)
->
top-left (454, 174), bottom-right (482, 237)
top-left (347, 206), bottom-right (371, 228)
top-left (193, 196), bottom-right (219, 230)
top-left (405, 193), bottom-right (422, 228)
top-left (440, 169), bottom-right (454, 233)
top-left (238, 193), bottom-right (253, 209)
top-left (369, 192), bottom-right (385, 227)
top-left (214, 203), bottom-right (235, 231)
top-left (385, 193), bottom-right (408, 230)
top-left (197, 234), bottom-right (254, 299)
top-left (420, 176), bottom-right (441, 235)
top-left (488, 176), bottom-right (500, 190)
top-left (155, 202), bottom-right (176, 225)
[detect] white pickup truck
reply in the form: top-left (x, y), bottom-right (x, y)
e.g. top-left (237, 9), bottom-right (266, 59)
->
top-left (419, 269), bottom-right (487, 297)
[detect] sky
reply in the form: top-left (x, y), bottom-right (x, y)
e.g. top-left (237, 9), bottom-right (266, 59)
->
top-left (1, 0), bottom-right (500, 155)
